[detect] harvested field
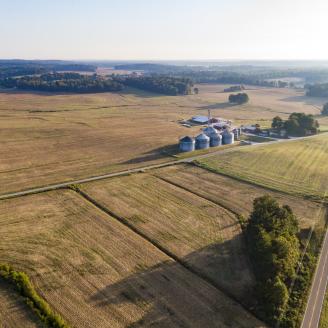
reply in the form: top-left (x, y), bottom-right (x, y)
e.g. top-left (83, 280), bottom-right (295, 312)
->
top-left (0, 189), bottom-right (264, 328)
top-left (81, 173), bottom-right (255, 304)
top-left (199, 134), bottom-right (328, 199)
top-left (0, 84), bottom-right (326, 194)
top-left (0, 283), bottom-right (41, 328)
top-left (153, 164), bottom-right (326, 230)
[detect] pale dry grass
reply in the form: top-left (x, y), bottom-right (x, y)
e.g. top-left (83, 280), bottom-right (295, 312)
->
top-left (0, 85), bottom-right (327, 194)
top-left (0, 189), bottom-right (264, 328)
top-left (82, 173), bottom-right (255, 303)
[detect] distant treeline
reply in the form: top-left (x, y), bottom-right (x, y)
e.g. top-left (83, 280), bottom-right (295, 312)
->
top-left (0, 60), bottom-right (96, 79)
top-left (116, 75), bottom-right (194, 95)
top-left (0, 73), bottom-right (193, 95)
top-left (113, 63), bottom-right (328, 86)
top-left (305, 83), bottom-right (328, 97)
top-left (1, 73), bottom-right (123, 93)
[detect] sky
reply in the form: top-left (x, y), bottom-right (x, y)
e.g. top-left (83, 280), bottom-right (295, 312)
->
top-left (0, 0), bottom-right (327, 61)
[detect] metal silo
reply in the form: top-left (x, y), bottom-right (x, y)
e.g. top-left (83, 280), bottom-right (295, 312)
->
top-left (195, 133), bottom-right (210, 150)
top-left (179, 136), bottom-right (195, 152)
top-left (222, 130), bottom-right (235, 145)
top-left (233, 128), bottom-right (240, 140)
top-left (203, 126), bottom-right (222, 147)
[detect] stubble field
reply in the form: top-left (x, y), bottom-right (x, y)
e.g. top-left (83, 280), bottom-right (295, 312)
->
top-left (0, 189), bottom-right (264, 328)
top-left (0, 85), bottom-right (327, 194)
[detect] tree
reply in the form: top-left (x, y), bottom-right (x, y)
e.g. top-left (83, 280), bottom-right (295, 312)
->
top-left (272, 116), bottom-right (284, 130)
top-left (228, 93), bottom-right (249, 104)
top-left (246, 195), bottom-right (300, 325)
top-left (322, 103), bottom-right (328, 116)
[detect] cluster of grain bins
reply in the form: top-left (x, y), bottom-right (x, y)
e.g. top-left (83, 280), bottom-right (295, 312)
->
top-left (179, 127), bottom-right (240, 152)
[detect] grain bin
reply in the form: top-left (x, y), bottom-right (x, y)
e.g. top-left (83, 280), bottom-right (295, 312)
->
top-left (203, 126), bottom-right (222, 147)
top-left (222, 130), bottom-right (235, 145)
top-left (179, 136), bottom-right (195, 152)
top-left (195, 133), bottom-right (210, 150)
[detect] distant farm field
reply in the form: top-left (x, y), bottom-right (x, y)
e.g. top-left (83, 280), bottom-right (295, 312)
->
top-left (0, 85), bottom-right (327, 194)
top-left (81, 173), bottom-right (255, 304)
top-left (199, 134), bottom-right (328, 198)
top-left (0, 189), bottom-right (264, 328)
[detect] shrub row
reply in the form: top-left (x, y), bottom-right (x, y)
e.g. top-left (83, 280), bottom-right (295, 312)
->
top-left (0, 264), bottom-right (69, 328)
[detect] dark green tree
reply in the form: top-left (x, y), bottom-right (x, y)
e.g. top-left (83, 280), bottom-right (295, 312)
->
top-left (272, 116), bottom-right (284, 130)
top-left (246, 195), bottom-right (300, 325)
top-left (322, 103), bottom-right (328, 115)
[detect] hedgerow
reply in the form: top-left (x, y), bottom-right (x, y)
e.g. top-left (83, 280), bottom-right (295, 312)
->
top-left (0, 264), bottom-right (69, 328)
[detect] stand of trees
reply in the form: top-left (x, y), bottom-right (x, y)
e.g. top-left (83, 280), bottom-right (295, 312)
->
top-left (246, 196), bottom-right (300, 325)
top-left (116, 75), bottom-right (194, 95)
top-left (228, 93), bottom-right (249, 104)
top-left (0, 73), bottom-right (124, 93)
top-left (306, 83), bottom-right (328, 97)
top-left (271, 113), bottom-right (319, 136)
top-left (322, 103), bottom-right (328, 115)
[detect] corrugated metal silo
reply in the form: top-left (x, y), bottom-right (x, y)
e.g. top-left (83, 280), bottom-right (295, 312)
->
top-left (203, 126), bottom-right (222, 147)
top-left (195, 133), bottom-right (210, 150)
top-left (222, 130), bottom-right (235, 145)
top-left (179, 136), bottom-right (195, 152)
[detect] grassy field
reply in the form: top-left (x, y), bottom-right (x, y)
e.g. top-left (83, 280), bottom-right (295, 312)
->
top-left (81, 173), bottom-right (255, 305)
top-left (198, 134), bottom-right (328, 199)
top-left (0, 189), bottom-right (264, 328)
top-left (153, 164), bottom-right (326, 230)
top-left (0, 84), bottom-right (327, 194)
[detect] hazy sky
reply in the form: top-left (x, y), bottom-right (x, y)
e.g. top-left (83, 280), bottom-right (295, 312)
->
top-left (1, 0), bottom-right (327, 60)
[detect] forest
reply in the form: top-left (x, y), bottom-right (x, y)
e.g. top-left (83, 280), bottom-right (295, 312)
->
top-left (306, 83), bottom-right (328, 97)
top-left (0, 73), bottom-right (124, 93)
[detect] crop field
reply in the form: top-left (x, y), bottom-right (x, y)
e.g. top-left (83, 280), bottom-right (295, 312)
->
top-left (81, 173), bottom-right (255, 304)
top-left (0, 84), bottom-right (327, 194)
top-left (0, 189), bottom-right (264, 328)
top-left (199, 134), bottom-right (328, 199)
top-left (153, 164), bottom-right (326, 230)
top-left (0, 283), bottom-right (40, 328)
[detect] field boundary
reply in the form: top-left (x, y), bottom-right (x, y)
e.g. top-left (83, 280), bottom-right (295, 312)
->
top-left (69, 186), bottom-right (264, 324)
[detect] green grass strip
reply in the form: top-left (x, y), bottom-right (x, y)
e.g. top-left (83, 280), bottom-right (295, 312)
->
top-left (0, 264), bottom-right (69, 328)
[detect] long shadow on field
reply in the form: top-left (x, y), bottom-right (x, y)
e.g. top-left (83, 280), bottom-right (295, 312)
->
top-left (120, 144), bottom-right (179, 164)
top-left (198, 102), bottom-right (236, 110)
top-left (89, 237), bottom-right (257, 327)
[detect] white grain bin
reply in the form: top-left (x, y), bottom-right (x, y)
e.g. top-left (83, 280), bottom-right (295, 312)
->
top-left (195, 133), bottom-right (210, 150)
top-left (179, 136), bottom-right (195, 152)
top-left (222, 130), bottom-right (235, 145)
top-left (203, 126), bottom-right (222, 147)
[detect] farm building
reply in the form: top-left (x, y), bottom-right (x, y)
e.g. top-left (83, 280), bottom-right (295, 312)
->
top-left (191, 116), bottom-right (209, 124)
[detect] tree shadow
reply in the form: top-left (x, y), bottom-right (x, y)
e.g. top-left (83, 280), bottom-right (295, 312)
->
top-left (197, 102), bottom-right (236, 110)
top-left (120, 144), bottom-right (179, 164)
top-left (89, 236), bottom-right (260, 327)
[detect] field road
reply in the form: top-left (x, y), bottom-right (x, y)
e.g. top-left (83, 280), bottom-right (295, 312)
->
top-left (301, 227), bottom-right (328, 328)
top-left (0, 134), bottom-right (316, 201)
